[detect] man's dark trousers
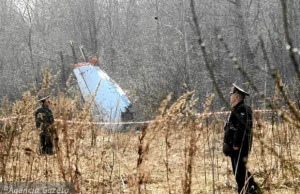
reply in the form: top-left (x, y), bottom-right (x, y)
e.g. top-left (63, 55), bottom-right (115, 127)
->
top-left (231, 153), bottom-right (257, 194)
top-left (40, 129), bottom-right (53, 154)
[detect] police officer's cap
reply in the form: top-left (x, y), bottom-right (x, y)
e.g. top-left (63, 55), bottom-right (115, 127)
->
top-left (232, 84), bottom-right (249, 96)
top-left (38, 96), bottom-right (50, 102)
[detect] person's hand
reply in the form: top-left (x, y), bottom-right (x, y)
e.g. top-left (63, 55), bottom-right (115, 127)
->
top-left (233, 146), bottom-right (239, 150)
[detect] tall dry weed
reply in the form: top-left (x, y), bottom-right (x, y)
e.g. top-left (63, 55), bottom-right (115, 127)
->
top-left (0, 82), bottom-right (299, 194)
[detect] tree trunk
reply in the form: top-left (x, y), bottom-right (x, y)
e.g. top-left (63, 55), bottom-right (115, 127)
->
top-left (181, 0), bottom-right (191, 91)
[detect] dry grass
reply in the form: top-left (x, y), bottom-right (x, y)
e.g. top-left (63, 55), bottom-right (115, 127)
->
top-left (0, 90), bottom-right (300, 194)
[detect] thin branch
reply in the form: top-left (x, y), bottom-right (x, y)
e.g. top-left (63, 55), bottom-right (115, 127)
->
top-left (217, 34), bottom-right (261, 97)
top-left (227, 0), bottom-right (237, 5)
top-left (189, 0), bottom-right (230, 110)
top-left (280, 0), bottom-right (300, 81)
top-left (260, 35), bottom-right (300, 121)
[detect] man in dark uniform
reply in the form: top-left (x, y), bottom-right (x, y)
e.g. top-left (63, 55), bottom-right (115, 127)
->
top-left (223, 84), bottom-right (262, 194)
top-left (35, 96), bottom-right (54, 155)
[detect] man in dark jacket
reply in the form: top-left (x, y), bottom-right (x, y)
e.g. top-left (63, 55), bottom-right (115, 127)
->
top-left (35, 96), bottom-right (54, 155)
top-left (223, 84), bottom-right (261, 194)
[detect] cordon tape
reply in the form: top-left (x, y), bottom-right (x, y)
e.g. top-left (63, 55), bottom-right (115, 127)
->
top-left (0, 109), bottom-right (276, 126)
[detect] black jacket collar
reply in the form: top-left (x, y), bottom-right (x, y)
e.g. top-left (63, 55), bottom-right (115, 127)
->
top-left (233, 100), bottom-right (244, 110)
top-left (42, 105), bottom-right (50, 109)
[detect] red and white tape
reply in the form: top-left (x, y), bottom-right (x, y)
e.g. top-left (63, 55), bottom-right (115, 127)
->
top-left (55, 119), bottom-right (152, 125)
top-left (0, 109), bottom-right (277, 125)
top-left (197, 109), bottom-right (274, 117)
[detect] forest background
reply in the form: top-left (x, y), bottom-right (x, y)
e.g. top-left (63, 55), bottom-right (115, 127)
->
top-left (1, 0), bottom-right (300, 117)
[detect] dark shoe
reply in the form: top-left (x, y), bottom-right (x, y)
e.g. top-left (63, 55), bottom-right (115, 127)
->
top-left (40, 147), bottom-right (46, 155)
top-left (45, 147), bottom-right (54, 155)
top-left (248, 184), bottom-right (263, 194)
